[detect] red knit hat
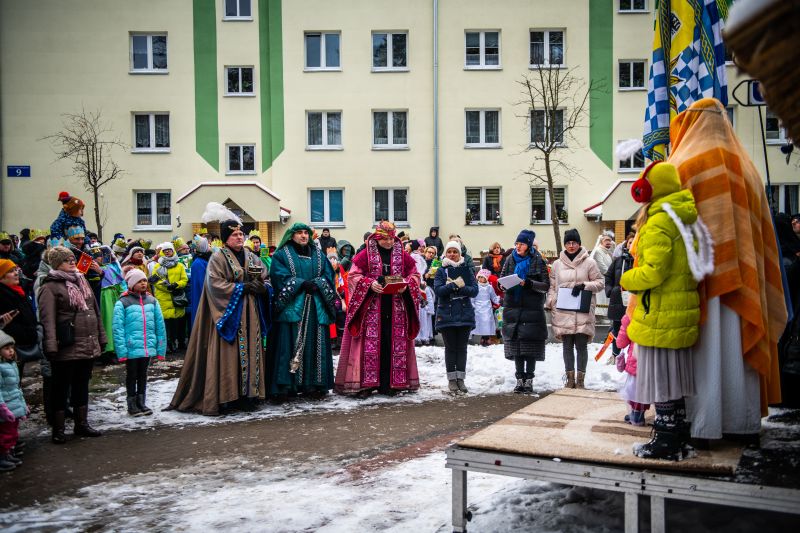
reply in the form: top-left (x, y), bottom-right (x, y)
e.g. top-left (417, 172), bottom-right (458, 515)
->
top-left (59, 191), bottom-right (85, 217)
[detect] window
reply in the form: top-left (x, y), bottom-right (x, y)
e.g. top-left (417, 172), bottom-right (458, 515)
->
top-left (767, 184), bottom-right (799, 215)
top-left (619, 0), bottom-right (647, 12)
top-left (227, 144), bottom-right (256, 174)
top-left (135, 191), bottom-right (171, 230)
top-left (465, 187), bottom-right (501, 225)
top-left (618, 141), bottom-right (645, 172)
top-left (133, 113), bottom-right (170, 152)
top-left (305, 32), bottom-right (340, 70)
top-left (531, 109), bottom-right (564, 145)
top-left (465, 110), bottom-right (500, 147)
top-left (725, 105), bottom-right (735, 128)
top-left (766, 108), bottom-right (788, 144)
top-left (309, 189), bottom-right (344, 226)
top-left (531, 187), bottom-right (568, 224)
top-left (372, 32), bottom-right (408, 70)
top-left (529, 30), bottom-right (564, 67)
top-left (224, 0), bottom-right (252, 19)
top-left (130, 34), bottom-right (167, 73)
top-left (465, 31), bottom-right (500, 69)
top-left (619, 61), bottom-right (646, 90)
top-left (225, 67), bottom-right (254, 95)
top-left (373, 111), bottom-right (408, 148)
top-left (374, 189), bottom-right (408, 224)
top-left (307, 111), bottom-right (342, 149)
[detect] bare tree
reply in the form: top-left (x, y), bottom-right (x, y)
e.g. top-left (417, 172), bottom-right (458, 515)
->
top-left (41, 109), bottom-right (125, 242)
top-left (516, 66), bottom-right (599, 254)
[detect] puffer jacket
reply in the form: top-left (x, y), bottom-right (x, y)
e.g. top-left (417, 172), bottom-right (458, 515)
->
top-left (621, 188), bottom-right (700, 349)
top-left (0, 283), bottom-right (38, 346)
top-left (112, 291), bottom-right (167, 361)
top-left (0, 360), bottom-right (27, 418)
top-left (604, 250), bottom-right (634, 321)
top-left (546, 248), bottom-right (604, 340)
top-left (434, 262), bottom-right (479, 329)
top-left (499, 251), bottom-right (550, 342)
top-left (151, 261), bottom-right (188, 319)
top-left (38, 273), bottom-right (106, 361)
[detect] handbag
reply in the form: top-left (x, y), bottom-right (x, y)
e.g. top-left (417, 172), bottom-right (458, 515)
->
top-left (171, 288), bottom-right (189, 308)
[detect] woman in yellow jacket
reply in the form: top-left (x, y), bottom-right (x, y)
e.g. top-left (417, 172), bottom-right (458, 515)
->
top-left (621, 161), bottom-right (703, 461)
top-left (150, 242), bottom-right (188, 354)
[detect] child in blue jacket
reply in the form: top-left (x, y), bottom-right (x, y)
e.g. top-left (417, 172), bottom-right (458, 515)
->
top-left (0, 330), bottom-right (28, 472)
top-left (113, 269), bottom-right (167, 416)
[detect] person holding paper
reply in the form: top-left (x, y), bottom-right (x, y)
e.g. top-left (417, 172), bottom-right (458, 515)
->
top-left (499, 230), bottom-right (549, 394)
top-left (545, 229), bottom-right (604, 389)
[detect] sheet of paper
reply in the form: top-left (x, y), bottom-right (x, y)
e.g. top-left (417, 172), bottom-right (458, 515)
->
top-left (498, 274), bottom-right (523, 290)
top-left (556, 287), bottom-right (584, 310)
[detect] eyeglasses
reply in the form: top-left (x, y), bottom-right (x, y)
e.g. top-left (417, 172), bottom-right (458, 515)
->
top-left (65, 258), bottom-right (76, 264)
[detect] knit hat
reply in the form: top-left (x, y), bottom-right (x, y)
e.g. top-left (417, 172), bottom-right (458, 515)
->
top-left (124, 268), bottom-right (147, 288)
top-left (0, 330), bottom-right (15, 348)
top-left (158, 241), bottom-right (175, 254)
top-left (58, 191), bottom-right (85, 217)
top-left (0, 259), bottom-right (17, 278)
top-left (443, 240), bottom-right (462, 256)
top-left (122, 246), bottom-right (145, 265)
top-left (220, 219), bottom-right (243, 244)
top-left (563, 228), bottom-right (582, 245)
top-left (47, 246), bottom-right (75, 269)
top-left (515, 229), bottom-right (535, 249)
top-left (477, 268), bottom-right (491, 280)
top-left (193, 235), bottom-right (210, 253)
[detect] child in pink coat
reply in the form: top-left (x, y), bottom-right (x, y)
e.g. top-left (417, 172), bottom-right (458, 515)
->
top-left (615, 315), bottom-right (650, 426)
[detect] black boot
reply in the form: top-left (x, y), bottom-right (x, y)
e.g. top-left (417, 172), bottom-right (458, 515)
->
top-left (136, 393), bottom-right (153, 416)
top-left (522, 373), bottom-right (534, 394)
top-left (51, 410), bottom-right (66, 444)
top-left (74, 406), bottom-right (102, 438)
top-left (633, 401), bottom-right (683, 461)
top-left (673, 397), bottom-right (695, 458)
top-left (127, 396), bottom-right (143, 417)
top-left (513, 373), bottom-right (524, 393)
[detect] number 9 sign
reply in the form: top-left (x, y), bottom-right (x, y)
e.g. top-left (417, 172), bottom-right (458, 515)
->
top-left (6, 166), bottom-right (31, 177)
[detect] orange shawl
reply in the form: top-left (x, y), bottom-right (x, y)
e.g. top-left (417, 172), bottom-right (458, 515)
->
top-left (668, 98), bottom-right (787, 411)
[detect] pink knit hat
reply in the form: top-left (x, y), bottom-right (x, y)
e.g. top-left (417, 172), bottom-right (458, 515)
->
top-left (476, 268), bottom-right (491, 280)
top-left (124, 268), bottom-right (147, 288)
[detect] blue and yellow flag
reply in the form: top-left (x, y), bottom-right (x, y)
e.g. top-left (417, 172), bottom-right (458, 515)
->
top-left (643, 0), bottom-right (730, 161)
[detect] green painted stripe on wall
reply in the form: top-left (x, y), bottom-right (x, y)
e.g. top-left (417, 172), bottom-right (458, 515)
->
top-left (259, 0), bottom-right (285, 172)
top-left (193, 0), bottom-right (219, 170)
top-left (589, 0), bottom-right (614, 169)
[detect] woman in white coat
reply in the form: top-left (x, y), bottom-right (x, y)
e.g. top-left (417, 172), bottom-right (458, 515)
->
top-left (471, 269), bottom-right (500, 346)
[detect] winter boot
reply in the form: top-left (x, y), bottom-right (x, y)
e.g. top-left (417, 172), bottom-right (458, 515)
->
top-left (127, 396), bottom-right (142, 417)
top-left (629, 409), bottom-right (646, 426)
top-left (2, 453), bottom-right (21, 466)
top-left (11, 440), bottom-right (25, 458)
top-left (513, 373), bottom-right (525, 393)
top-left (0, 456), bottom-right (16, 472)
top-left (456, 379), bottom-right (469, 393)
top-left (564, 371), bottom-right (576, 389)
top-left (448, 380), bottom-right (460, 394)
top-left (136, 393), bottom-right (153, 416)
top-left (633, 402), bottom-right (683, 461)
top-left (74, 406), bottom-right (102, 438)
top-left (522, 373), bottom-right (534, 394)
top-left (51, 410), bottom-right (67, 445)
top-left (673, 398), bottom-right (695, 458)
top-left (576, 371), bottom-right (586, 389)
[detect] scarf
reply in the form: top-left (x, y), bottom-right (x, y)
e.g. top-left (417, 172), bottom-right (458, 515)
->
top-left (47, 270), bottom-right (92, 311)
top-left (490, 253), bottom-right (503, 273)
top-left (441, 256), bottom-right (464, 268)
top-left (157, 255), bottom-right (180, 278)
top-left (511, 250), bottom-right (531, 280)
top-left (8, 284), bottom-right (25, 298)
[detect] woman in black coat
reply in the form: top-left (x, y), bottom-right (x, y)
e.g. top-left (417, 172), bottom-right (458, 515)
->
top-left (0, 260), bottom-right (39, 357)
top-left (434, 241), bottom-right (478, 394)
top-left (604, 235), bottom-right (634, 357)
top-left (499, 230), bottom-right (549, 394)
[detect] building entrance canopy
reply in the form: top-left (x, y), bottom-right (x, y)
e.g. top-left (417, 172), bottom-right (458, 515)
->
top-left (176, 181), bottom-right (283, 222)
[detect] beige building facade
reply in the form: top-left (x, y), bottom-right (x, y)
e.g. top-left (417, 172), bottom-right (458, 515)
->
top-left (0, 0), bottom-right (795, 253)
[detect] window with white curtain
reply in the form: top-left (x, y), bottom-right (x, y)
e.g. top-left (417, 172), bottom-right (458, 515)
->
top-left (132, 113), bottom-right (170, 152)
top-left (767, 184), bottom-right (799, 216)
top-left (225, 66), bottom-right (254, 95)
top-left (465, 187), bottom-right (502, 224)
top-left (465, 109), bottom-right (500, 147)
top-left (309, 189), bottom-right (344, 226)
top-left (130, 34), bottom-right (167, 73)
top-left (224, 0), bottom-right (252, 19)
top-left (531, 187), bottom-right (568, 224)
top-left (372, 32), bottom-right (408, 70)
top-left (307, 111), bottom-right (342, 149)
top-left (531, 109), bottom-right (564, 145)
top-left (529, 30), bottom-right (564, 67)
top-left (135, 191), bottom-right (171, 229)
top-left (373, 111), bottom-right (408, 148)
top-left (465, 31), bottom-right (500, 68)
top-left (305, 32), bottom-right (341, 70)
top-left (374, 189), bottom-right (408, 224)
top-left (227, 144), bottom-right (256, 174)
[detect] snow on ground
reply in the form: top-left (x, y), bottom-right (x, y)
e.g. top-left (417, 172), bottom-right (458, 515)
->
top-left (57, 342), bottom-right (623, 433)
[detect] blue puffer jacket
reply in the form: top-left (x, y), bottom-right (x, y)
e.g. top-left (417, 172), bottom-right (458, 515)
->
top-left (0, 360), bottom-right (27, 418)
top-left (434, 262), bottom-right (479, 329)
top-left (112, 291), bottom-right (167, 360)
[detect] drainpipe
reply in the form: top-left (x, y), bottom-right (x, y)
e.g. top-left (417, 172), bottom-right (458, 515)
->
top-left (432, 0), bottom-right (440, 226)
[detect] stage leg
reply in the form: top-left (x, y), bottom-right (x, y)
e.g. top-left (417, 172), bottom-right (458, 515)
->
top-left (624, 492), bottom-right (639, 533)
top-left (452, 469), bottom-right (467, 532)
top-left (650, 495), bottom-right (665, 533)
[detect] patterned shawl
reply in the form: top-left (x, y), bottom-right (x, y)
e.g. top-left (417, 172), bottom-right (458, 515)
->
top-left (668, 97), bottom-right (787, 409)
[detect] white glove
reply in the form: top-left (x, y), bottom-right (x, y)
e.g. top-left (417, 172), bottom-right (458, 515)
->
top-left (452, 277), bottom-right (465, 288)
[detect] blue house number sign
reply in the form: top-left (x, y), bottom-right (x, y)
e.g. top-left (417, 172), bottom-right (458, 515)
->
top-left (7, 166), bottom-right (31, 177)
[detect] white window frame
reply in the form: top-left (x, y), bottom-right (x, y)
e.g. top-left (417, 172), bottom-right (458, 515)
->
top-left (304, 32), bottom-right (341, 71)
top-left (372, 110), bottom-right (409, 150)
top-left (766, 108), bottom-right (788, 145)
top-left (131, 112), bottom-right (171, 153)
top-left (371, 31), bottom-right (409, 72)
top-left (529, 29), bottom-right (565, 68)
top-left (129, 33), bottom-right (168, 74)
top-left (617, 141), bottom-right (645, 173)
top-left (618, 0), bottom-right (648, 13)
top-left (308, 188), bottom-right (345, 227)
top-left (226, 144), bottom-right (257, 175)
top-left (134, 190), bottom-right (172, 231)
top-left (530, 186), bottom-right (568, 225)
top-left (464, 30), bottom-right (501, 70)
top-left (373, 188), bottom-right (410, 226)
top-left (465, 109), bottom-right (501, 149)
top-left (767, 184), bottom-right (800, 216)
top-left (223, 0), bottom-right (253, 21)
top-left (224, 66), bottom-right (255, 96)
top-left (618, 60), bottom-right (646, 91)
top-left (530, 109), bottom-right (566, 147)
top-left (306, 111), bottom-right (343, 150)
top-left (465, 187), bottom-right (502, 225)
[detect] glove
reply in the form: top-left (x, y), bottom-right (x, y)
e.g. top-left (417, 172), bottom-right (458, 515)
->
top-left (301, 280), bottom-right (317, 293)
top-left (167, 282), bottom-right (178, 291)
top-left (148, 275), bottom-right (160, 284)
top-left (571, 283), bottom-right (585, 297)
top-left (0, 404), bottom-right (15, 423)
top-left (616, 354), bottom-right (626, 372)
top-left (452, 277), bottom-right (465, 289)
top-left (246, 280), bottom-right (267, 295)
